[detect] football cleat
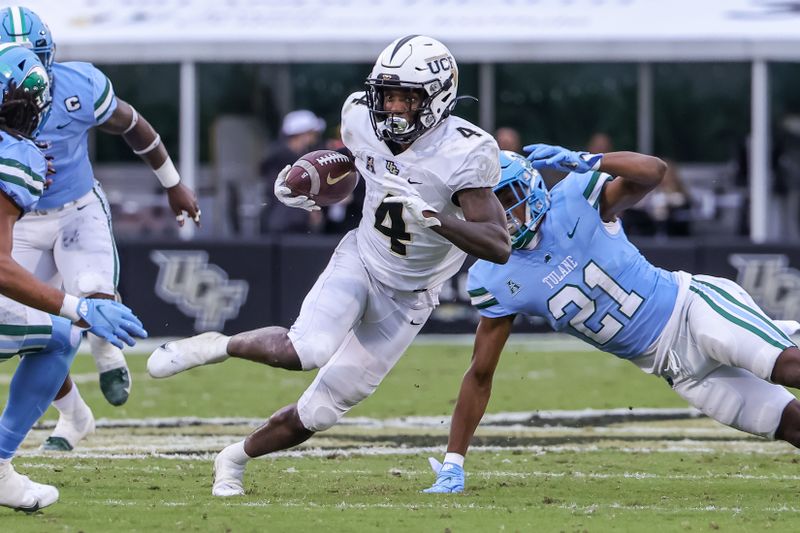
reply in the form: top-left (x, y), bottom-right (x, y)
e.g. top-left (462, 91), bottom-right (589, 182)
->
top-left (423, 462), bottom-right (465, 494)
top-left (40, 402), bottom-right (95, 452)
top-left (212, 444), bottom-right (246, 497)
top-left (99, 366), bottom-right (131, 406)
top-left (147, 332), bottom-right (229, 379)
top-left (0, 462), bottom-right (59, 512)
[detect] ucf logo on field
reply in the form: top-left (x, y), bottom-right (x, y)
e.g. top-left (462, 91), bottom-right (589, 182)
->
top-left (150, 250), bottom-right (249, 331)
top-left (730, 253), bottom-right (800, 319)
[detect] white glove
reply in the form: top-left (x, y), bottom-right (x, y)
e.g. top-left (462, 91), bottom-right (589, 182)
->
top-left (273, 164), bottom-right (320, 212)
top-left (381, 172), bottom-right (441, 228)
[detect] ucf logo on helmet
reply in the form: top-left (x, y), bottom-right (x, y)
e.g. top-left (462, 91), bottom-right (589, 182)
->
top-left (426, 55), bottom-right (454, 74)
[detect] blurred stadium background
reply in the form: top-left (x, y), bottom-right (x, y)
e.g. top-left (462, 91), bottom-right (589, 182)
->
top-left (16, 0), bottom-right (800, 339)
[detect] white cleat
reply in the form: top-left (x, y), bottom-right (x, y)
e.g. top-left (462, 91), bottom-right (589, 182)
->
top-left (147, 332), bottom-right (230, 378)
top-left (40, 403), bottom-right (95, 452)
top-left (212, 444), bottom-right (247, 497)
top-left (0, 462), bottom-right (59, 512)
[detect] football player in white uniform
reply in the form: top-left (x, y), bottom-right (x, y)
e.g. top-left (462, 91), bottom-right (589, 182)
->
top-left (148, 35), bottom-right (511, 496)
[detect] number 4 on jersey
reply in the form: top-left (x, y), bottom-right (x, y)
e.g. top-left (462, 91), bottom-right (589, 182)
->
top-left (374, 197), bottom-right (411, 256)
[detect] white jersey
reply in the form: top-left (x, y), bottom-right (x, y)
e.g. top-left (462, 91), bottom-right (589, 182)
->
top-left (340, 91), bottom-right (500, 291)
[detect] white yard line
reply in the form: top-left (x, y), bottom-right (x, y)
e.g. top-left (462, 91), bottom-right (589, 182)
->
top-left (17, 439), bottom-right (792, 460)
top-left (30, 407), bottom-right (704, 430)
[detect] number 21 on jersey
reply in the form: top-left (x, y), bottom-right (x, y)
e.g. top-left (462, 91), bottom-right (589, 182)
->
top-left (547, 261), bottom-right (644, 345)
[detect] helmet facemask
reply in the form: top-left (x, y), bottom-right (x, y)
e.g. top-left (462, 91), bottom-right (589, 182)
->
top-left (365, 76), bottom-right (452, 145)
top-left (0, 44), bottom-right (52, 138)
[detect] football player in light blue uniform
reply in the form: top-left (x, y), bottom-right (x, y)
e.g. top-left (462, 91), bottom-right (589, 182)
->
top-left (0, 6), bottom-right (200, 451)
top-left (424, 146), bottom-right (800, 493)
top-left (0, 43), bottom-right (146, 512)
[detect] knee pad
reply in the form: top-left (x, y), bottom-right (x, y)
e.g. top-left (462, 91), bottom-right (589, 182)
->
top-left (691, 378), bottom-right (744, 429)
top-left (676, 366), bottom-right (793, 439)
top-left (75, 271), bottom-right (114, 298)
top-left (298, 400), bottom-right (339, 432)
top-left (297, 365), bottom-right (380, 432)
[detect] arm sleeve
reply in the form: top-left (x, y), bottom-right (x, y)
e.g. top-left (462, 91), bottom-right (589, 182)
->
top-left (0, 140), bottom-right (47, 213)
top-left (467, 264), bottom-right (513, 319)
top-left (89, 64), bottom-right (118, 125)
top-left (449, 138), bottom-right (501, 193)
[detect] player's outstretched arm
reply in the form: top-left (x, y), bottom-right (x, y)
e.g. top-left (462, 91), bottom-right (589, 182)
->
top-left (435, 187), bottom-right (511, 264)
top-left (524, 144), bottom-right (667, 223)
top-left (424, 314), bottom-right (514, 494)
top-left (595, 152), bottom-right (668, 222)
top-left (448, 314), bottom-right (514, 455)
top-left (98, 98), bottom-right (200, 226)
top-left (0, 194), bottom-right (147, 347)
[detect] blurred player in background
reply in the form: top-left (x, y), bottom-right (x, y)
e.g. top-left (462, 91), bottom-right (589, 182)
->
top-left (0, 6), bottom-right (199, 451)
top-left (260, 109), bottom-right (326, 234)
top-left (148, 35), bottom-right (511, 496)
top-left (0, 44), bottom-right (146, 512)
top-left (423, 146), bottom-right (800, 493)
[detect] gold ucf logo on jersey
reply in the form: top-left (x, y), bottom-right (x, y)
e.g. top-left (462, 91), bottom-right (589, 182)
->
top-left (385, 160), bottom-right (399, 175)
top-left (366, 156), bottom-right (374, 173)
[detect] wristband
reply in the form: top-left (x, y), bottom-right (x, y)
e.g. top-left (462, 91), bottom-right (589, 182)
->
top-left (59, 294), bottom-right (81, 323)
top-left (580, 152), bottom-right (603, 171)
top-left (122, 106), bottom-right (139, 134)
top-left (133, 134), bottom-right (161, 155)
top-left (153, 157), bottom-right (181, 188)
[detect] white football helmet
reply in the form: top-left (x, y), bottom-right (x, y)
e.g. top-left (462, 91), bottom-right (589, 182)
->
top-left (365, 35), bottom-right (458, 144)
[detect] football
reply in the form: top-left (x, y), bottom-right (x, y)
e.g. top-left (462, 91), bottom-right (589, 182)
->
top-left (285, 150), bottom-right (358, 207)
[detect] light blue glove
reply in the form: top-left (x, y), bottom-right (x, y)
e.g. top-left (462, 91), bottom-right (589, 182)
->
top-left (422, 457), bottom-right (465, 493)
top-left (77, 298), bottom-right (148, 349)
top-left (524, 143), bottom-right (603, 173)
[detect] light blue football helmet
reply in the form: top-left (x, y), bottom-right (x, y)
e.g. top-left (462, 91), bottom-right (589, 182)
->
top-left (0, 42), bottom-right (52, 136)
top-left (495, 150), bottom-right (551, 249)
top-left (0, 6), bottom-right (55, 77)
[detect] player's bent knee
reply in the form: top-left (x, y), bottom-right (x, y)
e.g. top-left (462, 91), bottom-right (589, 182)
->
top-left (297, 368), bottom-right (380, 432)
top-left (298, 404), bottom-right (339, 432)
top-left (771, 347), bottom-right (800, 387)
top-left (75, 272), bottom-right (114, 298)
top-left (776, 400), bottom-right (800, 448)
top-left (295, 338), bottom-right (341, 371)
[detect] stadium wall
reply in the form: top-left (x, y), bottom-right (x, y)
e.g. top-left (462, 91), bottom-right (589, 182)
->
top-left (117, 237), bottom-right (800, 336)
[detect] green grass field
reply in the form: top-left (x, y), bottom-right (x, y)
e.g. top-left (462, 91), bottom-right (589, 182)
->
top-left (2, 337), bottom-right (799, 532)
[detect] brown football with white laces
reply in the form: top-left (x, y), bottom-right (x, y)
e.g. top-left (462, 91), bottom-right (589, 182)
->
top-left (285, 150), bottom-right (357, 206)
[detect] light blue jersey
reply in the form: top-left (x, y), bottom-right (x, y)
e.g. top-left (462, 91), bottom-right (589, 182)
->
top-left (468, 171), bottom-right (679, 359)
top-left (0, 133), bottom-right (46, 214)
top-left (35, 61), bottom-right (116, 210)
top-left (0, 131), bottom-right (54, 358)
